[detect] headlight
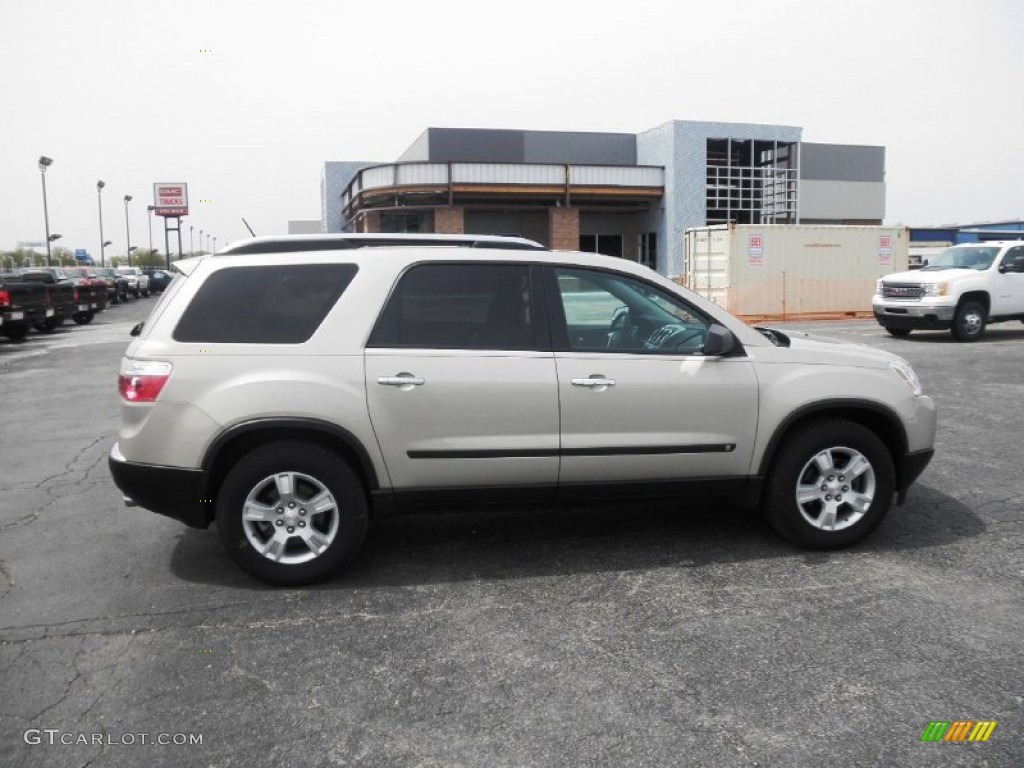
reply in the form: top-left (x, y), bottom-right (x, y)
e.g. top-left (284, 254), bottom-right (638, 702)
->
top-left (923, 282), bottom-right (948, 297)
top-left (890, 361), bottom-right (923, 396)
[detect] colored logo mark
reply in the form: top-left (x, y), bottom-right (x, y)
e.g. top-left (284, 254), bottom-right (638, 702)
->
top-left (920, 720), bottom-right (997, 742)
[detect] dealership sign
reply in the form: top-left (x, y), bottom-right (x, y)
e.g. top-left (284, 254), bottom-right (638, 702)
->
top-left (153, 183), bottom-right (189, 217)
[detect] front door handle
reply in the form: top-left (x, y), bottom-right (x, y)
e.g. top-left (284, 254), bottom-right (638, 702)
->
top-left (378, 374), bottom-right (425, 387)
top-left (571, 376), bottom-right (616, 388)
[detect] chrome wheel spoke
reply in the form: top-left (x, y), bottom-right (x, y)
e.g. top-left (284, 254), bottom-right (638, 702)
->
top-left (848, 492), bottom-right (873, 514)
top-left (273, 472), bottom-right (294, 501)
top-left (243, 500), bottom-right (277, 522)
top-left (261, 534), bottom-right (286, 562)
top-left (298, 527), bottom-right (331, 555)
top-left (843, 454), bottom-right (871, 480)
top-left (819, 506), bottom-right (838, 531)
top-left (797, 484), bottom-right (821, 505)
top-left (813, 450), bottom-right (834, 475)
top-left (308, 490), bottom-right (336, 515)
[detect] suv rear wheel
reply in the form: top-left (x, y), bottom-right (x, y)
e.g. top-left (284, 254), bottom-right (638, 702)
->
top-left (764, 420), bottom-right (894, 549)
top-left (216, 441), bottom-right (368, 585)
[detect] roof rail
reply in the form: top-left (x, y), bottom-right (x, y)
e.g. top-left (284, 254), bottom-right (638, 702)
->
top-left (219, 233), bottom-right (548, 255)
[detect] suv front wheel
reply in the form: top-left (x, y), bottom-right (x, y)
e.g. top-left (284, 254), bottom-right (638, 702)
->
top-left (216, 441), bottom-right (368, 585)
top-left (764, 420), bottom-right (895, 549)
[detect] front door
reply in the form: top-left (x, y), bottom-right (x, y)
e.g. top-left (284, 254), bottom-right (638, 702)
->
top-left (548, 266), bottom-right (759, 488)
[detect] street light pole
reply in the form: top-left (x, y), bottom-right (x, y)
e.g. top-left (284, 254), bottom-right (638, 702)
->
top-left (199, 229), bottom-right (204, 255)
top-left (97, 180), bottom-right (107, 267)
top-left (39, 156), bottom-right (53, 267)
top-left (147, 205), bottom-right (155, 254)
top-left (123, 195), bottom-right (133, 267)
top-left (189, 225), bottom-right (194, 254)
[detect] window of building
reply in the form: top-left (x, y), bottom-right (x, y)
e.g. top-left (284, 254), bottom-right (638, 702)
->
top-left (381, 213), bottom-right (426, 233)
top-left (638, 233), bottom-right (657, 270)
top-left (579, 234), bottom-right (623, 258)
top-left (173, 264), bottom-right (358, 344)
top-left (369, 263), bottom-right (536, 350)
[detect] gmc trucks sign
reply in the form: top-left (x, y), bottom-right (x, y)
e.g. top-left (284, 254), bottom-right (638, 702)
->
top-left (153, 183), bottom-right (189, 217)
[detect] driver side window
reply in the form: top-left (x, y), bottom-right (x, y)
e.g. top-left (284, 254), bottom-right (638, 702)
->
top-left (554, 267), bottom-right (710, 354)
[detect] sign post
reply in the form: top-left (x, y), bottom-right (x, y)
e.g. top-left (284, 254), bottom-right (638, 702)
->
top-left (153, 183), bottom-right (188, 269)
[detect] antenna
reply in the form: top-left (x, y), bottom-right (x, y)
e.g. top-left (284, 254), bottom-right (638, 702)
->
top-left (241, 218), bottom-right (256, 237)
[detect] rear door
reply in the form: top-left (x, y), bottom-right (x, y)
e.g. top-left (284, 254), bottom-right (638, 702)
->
top-left (364, 262), bottom-right (559, 496)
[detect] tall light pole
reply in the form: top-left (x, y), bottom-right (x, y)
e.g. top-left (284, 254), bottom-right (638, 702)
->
top-left (123, 195), bottom-right (133, 266)
top-left (206, 233), bottom-right (211, 253)
top-left (39, 156), bottom-right (53, 267)
top-left (146, 204), bottom-right (155, 255)
top-left (213, 236), bottom-right (217, 252)
top-left (189, 225), bottom-right (194, 254)
top-left (97, 180), bottom-right (107, 266)
top-left (199, 228), bottom-right (204, 255)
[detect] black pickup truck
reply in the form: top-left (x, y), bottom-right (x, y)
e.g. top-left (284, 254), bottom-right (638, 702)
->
top-left (0, 273), bottom-right (51, 341)
top-left (18, 268), bottom-right (107, 326)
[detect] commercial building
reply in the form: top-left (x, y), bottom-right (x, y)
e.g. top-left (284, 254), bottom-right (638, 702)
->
top-left (321, 120), bottom-right (885, 277)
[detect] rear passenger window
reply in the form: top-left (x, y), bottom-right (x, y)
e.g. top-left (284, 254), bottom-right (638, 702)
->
top-left (173, 264), bottom-right (357, 343)
top-left (369, 263), bottom-right (535, 350)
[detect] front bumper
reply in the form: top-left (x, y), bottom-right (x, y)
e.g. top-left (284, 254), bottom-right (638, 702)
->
top-left (873, 301), bottom-right (956, 330)
top-left (109, 443), bottom-right (212, 528)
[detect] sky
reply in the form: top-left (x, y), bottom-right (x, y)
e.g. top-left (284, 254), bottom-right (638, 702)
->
top-left (1, 0), bottom-right (1022, 256)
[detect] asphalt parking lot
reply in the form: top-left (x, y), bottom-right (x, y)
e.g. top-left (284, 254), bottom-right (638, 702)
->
top-left (1, 301), bottom-right (1021, 768)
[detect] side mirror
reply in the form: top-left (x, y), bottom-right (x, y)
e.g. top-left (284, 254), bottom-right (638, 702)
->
top-left (129, 322), bottom-right (143, 337)
top-left (703, 324), bottom-right (737, 356)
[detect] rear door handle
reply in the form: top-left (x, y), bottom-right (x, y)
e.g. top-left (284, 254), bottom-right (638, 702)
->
top-left (571, 377), bottom-right (616, 388)
top-left (377, 374), bottom-right (425, 387)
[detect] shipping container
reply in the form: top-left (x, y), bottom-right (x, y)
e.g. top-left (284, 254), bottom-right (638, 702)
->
top-left (683, 224), bottom-right (909, 320)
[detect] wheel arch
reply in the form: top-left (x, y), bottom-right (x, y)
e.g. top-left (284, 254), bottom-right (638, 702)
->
top-left (957, 290), bottom-right (990, 314)
top-left (758, 400), bottom-right (908, 485)
top-left (202, 419), bottom-right (381, 522)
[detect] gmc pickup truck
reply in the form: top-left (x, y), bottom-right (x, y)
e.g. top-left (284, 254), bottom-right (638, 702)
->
top-left (873, 241), bottom-right (1024, 341)
top-left (0, 273), bottom-right (51, 341)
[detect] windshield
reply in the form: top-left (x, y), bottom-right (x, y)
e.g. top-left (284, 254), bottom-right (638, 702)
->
top-left (920, 247), bottom-right (998, 271)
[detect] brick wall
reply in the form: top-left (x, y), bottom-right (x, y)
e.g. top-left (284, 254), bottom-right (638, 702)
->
top-left (549, 208), bottom-right (580, 251)
top-left (434, 206), bottom-right (465, 234)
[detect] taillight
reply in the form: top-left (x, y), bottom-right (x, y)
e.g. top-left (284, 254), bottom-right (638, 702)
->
top-left (118, 359), bottom-right (172, 402)
top-left (0, 289), bottom-right (9, 308)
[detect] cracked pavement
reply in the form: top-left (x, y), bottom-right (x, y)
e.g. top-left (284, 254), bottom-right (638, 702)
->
top-left (1, 303), bottom-right (1022, 767)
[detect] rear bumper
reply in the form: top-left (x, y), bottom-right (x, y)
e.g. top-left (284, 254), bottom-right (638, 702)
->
top-left (109, 443), bottom-right (212, 528)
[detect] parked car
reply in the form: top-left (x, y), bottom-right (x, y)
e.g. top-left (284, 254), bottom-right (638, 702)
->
top-left (61, 268), bottom-right (109, 323)
top-left (874, 240), bottom-right (1024, 341)
top-left (117, 267), bottom-right (151, 298)
top-left (0, 273), bottom-right (52, 341)
top-left (90, 267), bottom-right (131, 304)
top-left (15, 269), bottom-right (77, 332)
top-left (110, 234), bottom-right (937, 585)
top-left (142, 268), bottom-right (174, 293)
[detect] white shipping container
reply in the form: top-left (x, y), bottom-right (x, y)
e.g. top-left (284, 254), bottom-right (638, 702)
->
top-left (683, 224), bottom-right (909, 319)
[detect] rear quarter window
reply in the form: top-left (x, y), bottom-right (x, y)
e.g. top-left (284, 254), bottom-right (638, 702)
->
top-left (173, 264), bottom-right (358, 343)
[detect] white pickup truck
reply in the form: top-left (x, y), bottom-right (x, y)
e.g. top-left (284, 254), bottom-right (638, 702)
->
top-left (873, 241), bottom-right (1024, 341)
top-left (117, 267), bottom-right (151, 298)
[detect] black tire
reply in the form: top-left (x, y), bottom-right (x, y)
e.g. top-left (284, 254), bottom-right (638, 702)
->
top-left (216, 441), bottom-right (368, 586)
top-left (2, 324), bottom-right (30, 342)
top-left (72, 312), bottom-right (94, 325)
top-left (33, 317), bottom-right (60, 334)
top-left (885, 327), bottom-right (912, 338)
top-left (951, 300), bottom-right (986, 342)
top-left (763, 419), bottom-right (895, 549)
